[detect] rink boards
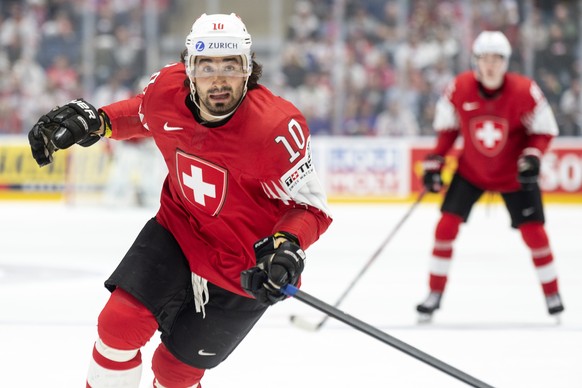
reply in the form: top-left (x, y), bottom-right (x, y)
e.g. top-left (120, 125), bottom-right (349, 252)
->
top-left (1, 135), bottom-right (582, 203)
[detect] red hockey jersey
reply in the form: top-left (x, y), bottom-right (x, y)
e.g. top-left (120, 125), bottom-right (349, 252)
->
top-left (100, 63), bottom-right (332, 296)
top-left (432, 71), bottom-right (558, 192)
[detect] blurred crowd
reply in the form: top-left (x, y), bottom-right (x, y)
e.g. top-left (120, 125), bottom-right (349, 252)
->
top-left (0, 0), bottom-right (580, 137)
top-left (277, 0), bottom-right (581, 136)
top-left (0, 0), bottom-right (171, 135)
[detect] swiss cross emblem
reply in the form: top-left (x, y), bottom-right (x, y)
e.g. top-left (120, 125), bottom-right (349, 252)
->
top-left (469, 116), bottom-right (508, 157)
top-left (176, 150), bottom-right (228, 216)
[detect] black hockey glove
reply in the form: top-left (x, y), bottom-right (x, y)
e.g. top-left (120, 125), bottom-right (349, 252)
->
top-left (517, 153), bottom-right (540, 191)
top-left (241, 232), bottom-right (305, 305)
top-left (28, 99), bottom-right (101, 167)
top-left (422, 154), bottom-right (445, 193)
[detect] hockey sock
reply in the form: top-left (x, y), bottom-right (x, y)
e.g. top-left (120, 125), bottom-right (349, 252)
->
top-left (519, 222), bottom-right (559, 295)
top-left (86, 339), bottom-right (142, 388)
top-left (87, 288), bottom-right (159, 387)
top-left (428, 212), bottom-right (462, 292)
top-left (152, 343), bottom-right (204, 387)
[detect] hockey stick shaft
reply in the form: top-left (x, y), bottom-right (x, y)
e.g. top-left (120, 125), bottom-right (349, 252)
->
top-left (282, 284), bottom-right (494, 388)
top-left (302, 190), bottom-right (426, 330)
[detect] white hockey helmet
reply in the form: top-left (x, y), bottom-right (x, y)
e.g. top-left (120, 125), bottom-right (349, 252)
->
top-left (185, 13), bottom-right (253, 78)
top-left (472, 31), bottom-right (512, 59)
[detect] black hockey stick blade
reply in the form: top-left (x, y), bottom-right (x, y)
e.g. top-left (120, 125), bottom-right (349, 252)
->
top-left (289, 190), bottom-right (427, 331)
top-left (282, 284), bottom-right (494, 388)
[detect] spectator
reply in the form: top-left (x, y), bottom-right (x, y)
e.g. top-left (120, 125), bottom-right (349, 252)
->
top-left (374, 96), bottom-right (420, 137)
top-left (287, 0), bottom-right (320, 41)
top-left (45, 54), bottom-right (79, 95)
top-left (0, 2), bottom-right (39, 64)
top-left (559, 78), bottom-right (582, 136)
top-left (37, 10), bottom-right (80, 68)
top-left (281, 45), bottom-right (309, 88)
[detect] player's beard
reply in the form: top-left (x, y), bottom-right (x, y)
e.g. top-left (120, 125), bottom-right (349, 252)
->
top-left (200, 86), bottom-right (241, 116)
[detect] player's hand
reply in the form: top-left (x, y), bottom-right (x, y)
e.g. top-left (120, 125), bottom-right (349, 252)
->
top-left (422, 154), bottom-right (444, 193)
top-left (517, 153), bottom-right (540, 191)
top-left (28, 99), bottom-right (101, 167)
top-left (241, 232), bottom-right (305, 305)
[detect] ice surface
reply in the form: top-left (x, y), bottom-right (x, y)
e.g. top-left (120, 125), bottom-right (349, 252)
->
top-left (1, 200), bottom-right (580, 387)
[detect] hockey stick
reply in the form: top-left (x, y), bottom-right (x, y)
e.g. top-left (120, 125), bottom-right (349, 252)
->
top-left (290, 190), bottom-right (427, 331)
top-left (282, 284), bottom-right (494, 388)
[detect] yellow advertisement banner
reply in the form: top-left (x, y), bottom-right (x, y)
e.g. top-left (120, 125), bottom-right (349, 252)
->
top-left (0, 139), bottom-right (110, 201)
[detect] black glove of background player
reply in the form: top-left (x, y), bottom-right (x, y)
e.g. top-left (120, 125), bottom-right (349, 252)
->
top-left (517, 153), bottom-right (540, 191)
top-left (28, 99), bottom-right (102, 167)
top-left (422, 154), bottom-right (445, 193)
top-left (241, 232), bottom-right (305, 305)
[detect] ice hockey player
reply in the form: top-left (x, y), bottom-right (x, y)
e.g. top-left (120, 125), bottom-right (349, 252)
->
top-left (28, 13), bottom-right (332, 387)
top-left (416, 30), bottom-right (564, 322)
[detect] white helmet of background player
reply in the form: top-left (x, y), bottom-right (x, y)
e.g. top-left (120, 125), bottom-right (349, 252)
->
top-left (472, 31), bottom-right (512, 59)
top-left (184, 13), bottom-right (253, 119)
top-left (472, 31), bottom-right (512, 88)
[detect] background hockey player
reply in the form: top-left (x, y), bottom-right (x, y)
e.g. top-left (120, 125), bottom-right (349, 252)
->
top-left (416, 30), bottom-right (564, 321)
top-left (28, 13), bottom-right (332, 387)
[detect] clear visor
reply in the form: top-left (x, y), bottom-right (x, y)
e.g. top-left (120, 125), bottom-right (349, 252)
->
top-left (189, 57), bottom-right (250, 78)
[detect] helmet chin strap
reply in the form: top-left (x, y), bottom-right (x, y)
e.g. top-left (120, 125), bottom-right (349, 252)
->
top-left (190, 78), bottom-right (249, 122)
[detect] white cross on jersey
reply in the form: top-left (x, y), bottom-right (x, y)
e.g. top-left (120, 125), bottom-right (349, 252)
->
top-left (182, 165), bottom-right (216, 206)
top-left (475, 121), bottom-right (502, 148)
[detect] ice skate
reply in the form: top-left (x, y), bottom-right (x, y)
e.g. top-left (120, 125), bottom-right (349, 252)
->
top-left (545, 293), bottom-right (564, 323)
top-left (416, 291), bottom-right (442, 323)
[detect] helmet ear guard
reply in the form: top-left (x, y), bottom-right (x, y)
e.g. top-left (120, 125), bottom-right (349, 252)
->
top-left (185, 13), bottom-right (253, 79)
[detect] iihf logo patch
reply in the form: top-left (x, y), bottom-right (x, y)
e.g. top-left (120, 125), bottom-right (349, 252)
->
top-left (195, 41), bottom-right (205, 52)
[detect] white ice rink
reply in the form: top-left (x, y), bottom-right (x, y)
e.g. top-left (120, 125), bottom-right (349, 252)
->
top-left (1, 199), bottom-right (580, 387)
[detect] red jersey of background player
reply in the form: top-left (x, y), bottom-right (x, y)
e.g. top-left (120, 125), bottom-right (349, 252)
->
top-left (100, 62), bottom-right (332, 296)
top-left (432, 70), bottom-right (559, 192)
